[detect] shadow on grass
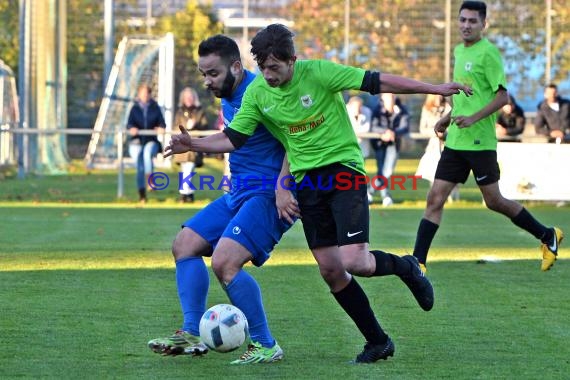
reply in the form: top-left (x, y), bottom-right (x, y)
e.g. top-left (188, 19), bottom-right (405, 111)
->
top-left (1, 262), bottom-right (568, 379)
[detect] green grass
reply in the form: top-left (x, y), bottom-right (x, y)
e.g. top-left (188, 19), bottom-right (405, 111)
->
top-left (0, 159), bottom-right (569, 379)
top-left (0, 158), bottom-right (488, 205)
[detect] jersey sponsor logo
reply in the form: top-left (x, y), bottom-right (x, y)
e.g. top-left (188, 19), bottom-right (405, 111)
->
top-left (347, 231), bottom-right (363, 238)
top-left (300, 94), bottom-right (313, 108)
top-left (263, 105), bottom-right (275, 113)
top-left (288, 114), bottom-right (325, 134)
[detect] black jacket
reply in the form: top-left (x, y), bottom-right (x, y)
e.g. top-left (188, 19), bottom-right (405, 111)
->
top-left (370, 99), bottom-right (410, 151)
top-left (497, 104), bottom-right (525, 137)
top-left (534, 97), bottom-right (570, 138)
top-left (127, 99), bottom-right (166, 146)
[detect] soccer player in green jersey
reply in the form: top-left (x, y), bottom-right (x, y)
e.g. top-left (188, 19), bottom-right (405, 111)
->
top-left (412, 0), bottom-right (563, 274)
top-left (165, 24), bottom-right (472, 363)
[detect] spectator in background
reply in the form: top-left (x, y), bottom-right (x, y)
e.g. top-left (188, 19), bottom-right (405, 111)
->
top-left (535, 83), bottom-right (570, 143)
top-left (346, 96), bottom-right (372, 159)
top-left (173, 87), bottom-right (210, 203)
top-left (127, 84), bottom-right (166, 203)
top-left (495, 94), bottom-right (525, 141)
top-left (416, 94), bottom-right (459, 202)
top-left (346, 96), bottom-right (373, 203)
top-left (417, 95), bottom-right (450, 182)
top-left (369, 93), bottom-right (409, 206)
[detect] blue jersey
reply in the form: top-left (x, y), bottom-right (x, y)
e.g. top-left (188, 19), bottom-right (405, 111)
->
top-left (221, 70), bottom-right (285, 206)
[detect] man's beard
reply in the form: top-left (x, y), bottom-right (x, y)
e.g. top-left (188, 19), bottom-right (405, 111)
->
top-left (219, 70), bottom-right (236, 98)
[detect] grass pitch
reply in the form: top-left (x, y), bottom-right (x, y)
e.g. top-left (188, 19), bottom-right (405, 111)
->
top-left (0, 159), bottom-right (568, 379)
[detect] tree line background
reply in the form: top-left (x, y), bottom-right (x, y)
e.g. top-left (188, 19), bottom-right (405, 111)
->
top-left (0, 0), bottom-right (568, 156)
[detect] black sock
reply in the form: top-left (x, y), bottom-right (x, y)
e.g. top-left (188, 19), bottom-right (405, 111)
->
top-left (371, 250), bottom-right (412, 277)
top-left (510, 208), bottom-right (551, 242)
top-left (332, 277), bottom-right (388, 345)
top-left (413, 218), bottom-right (439, 264)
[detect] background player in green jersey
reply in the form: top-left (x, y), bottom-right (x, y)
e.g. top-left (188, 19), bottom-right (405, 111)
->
top-left (165, 24), bottom-right (472, 363)
top-left (412, 1), bottom-right (563, 273)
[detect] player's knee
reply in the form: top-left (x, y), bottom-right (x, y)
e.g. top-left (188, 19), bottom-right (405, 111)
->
top-left (318, 266), bottom-right (352, 292)
top-left (211, 254), bottom-right (240, 284)
top-left (341, 250), bottom-right (372, 276)
top-left (318, 264), bottom-right (345, 284)
top-left (426, 192), bottom-right (446, 211)
top-left (210, 258), bottom-right (225, 281)
top-left (171, 230), bottom-right (201, 260)
top-left (174, 224), bottom-right (219, 259)
top-left (171, 237), bottom-right (188, 260)
top-left (483, 196), bottom-right (503, 212)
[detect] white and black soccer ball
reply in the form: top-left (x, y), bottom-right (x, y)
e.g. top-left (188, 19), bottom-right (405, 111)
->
top-left (199, 304), bottom-right (249, 353)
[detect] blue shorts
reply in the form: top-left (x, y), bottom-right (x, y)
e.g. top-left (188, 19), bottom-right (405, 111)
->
top-left (182, 193), bottom-right (293, 266)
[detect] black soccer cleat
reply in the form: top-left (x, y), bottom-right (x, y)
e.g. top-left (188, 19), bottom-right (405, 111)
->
top-left (354, 338), bottom-right (395, 363)
top-left (399, 255), bottom-right (434, 311)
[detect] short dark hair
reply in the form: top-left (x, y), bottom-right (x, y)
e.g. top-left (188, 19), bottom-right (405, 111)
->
top-left (198, 35), bottom-right (241, 65)
top-left (546, 83), bottom-right (558, 91)
top-left (459, 1), bottom-right (487, 20)
top-left (250, 24), bottom-right (295, 66)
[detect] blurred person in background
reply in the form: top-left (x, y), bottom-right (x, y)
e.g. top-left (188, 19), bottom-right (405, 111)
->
top-left (534, 83), bottom-right (570, 143)
top-left (369, 93), bottom-right (409, 206)
top-left (127, 84), bottom-right (166, 203)
top-left (173, 87), bottom-right (210, 203)
top-left (416, 94), bottom-right (459, 202)
top-left (346, 96), bottom-right (373, 155)
top-left (495, 94), bottom-right (525, 141)
top-left (346, 96), bottom-right (373, 203)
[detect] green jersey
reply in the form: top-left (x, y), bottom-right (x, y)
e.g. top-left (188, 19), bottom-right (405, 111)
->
top-left (446, 38), bottom-right (507, 151)
top-left (229, 60), bottom-right (366, 181)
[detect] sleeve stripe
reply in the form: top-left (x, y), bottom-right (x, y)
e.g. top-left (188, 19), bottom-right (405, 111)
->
top-left (223, 128), bottom-right (249, 149)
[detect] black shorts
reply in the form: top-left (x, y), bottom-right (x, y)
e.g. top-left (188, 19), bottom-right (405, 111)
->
top-left (435, 147), bottom-right (500, 186)
top-left (296, 163), bottom-right (369, 249)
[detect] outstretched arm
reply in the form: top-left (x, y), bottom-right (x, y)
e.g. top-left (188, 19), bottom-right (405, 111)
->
top-left (163, 125), bottom-right (237, 158)
top-left (380, 73), bottom-right (473, 97)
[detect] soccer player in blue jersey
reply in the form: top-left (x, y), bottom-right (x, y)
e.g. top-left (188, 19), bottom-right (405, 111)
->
top-left (148, 35), bottom-right (296, 364)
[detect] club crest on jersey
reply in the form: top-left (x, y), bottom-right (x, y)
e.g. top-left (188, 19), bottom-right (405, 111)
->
top-left (464, 62), bottom-right (472, 71)
top-left (300, 95), bottom-right (313, 108)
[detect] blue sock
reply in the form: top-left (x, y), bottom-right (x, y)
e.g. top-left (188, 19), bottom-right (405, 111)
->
top-left (226, 269), bottom-right (275, 348)
top-left (176, 256), bottom-right (209, 336)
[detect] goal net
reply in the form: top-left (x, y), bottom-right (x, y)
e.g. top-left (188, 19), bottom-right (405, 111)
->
top-left (85, 33), bottom-right (174, 168)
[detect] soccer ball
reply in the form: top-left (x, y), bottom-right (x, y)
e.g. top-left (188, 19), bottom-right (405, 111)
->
top-left (199, 304), bottom-right (249, 353)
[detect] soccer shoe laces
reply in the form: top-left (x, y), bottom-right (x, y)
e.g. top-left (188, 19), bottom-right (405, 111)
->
top-left (237, 342), bottom-right (261, 360)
